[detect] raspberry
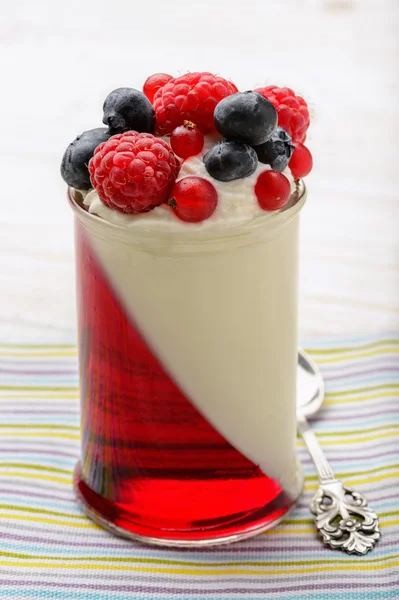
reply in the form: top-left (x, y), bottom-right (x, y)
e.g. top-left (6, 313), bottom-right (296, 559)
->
top-left (153, 72), bottom-right (238, 135)
top-left (254, 86), bottom-right (310, 144)
top-left (88, 131), bottom-right (180, 214)
top-left (170, 121), bottom-right (204, 159)
top-left (289, 143), bottom-right (313, 179)
top-left (143, 73), bottom-right (173, 103)
top-left (168, 176), bottom-right (218, 223)
top-left (255, 170), bottom-right (291, 211)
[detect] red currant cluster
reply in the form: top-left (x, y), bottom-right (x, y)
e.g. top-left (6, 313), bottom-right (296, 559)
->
top-left (255, 144), bottom-right (312, 211)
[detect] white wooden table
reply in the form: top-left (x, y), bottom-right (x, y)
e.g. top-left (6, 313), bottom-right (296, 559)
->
top-left (0, 0), bottom-right (398, 341)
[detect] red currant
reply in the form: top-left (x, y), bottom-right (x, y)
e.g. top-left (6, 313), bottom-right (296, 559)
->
top-left (289, 144), bottom-right (313, 179)
top-left (170, 121), bottom-right (205, 159)
top-left (143, 73), bottom-right (172, 103)
top-left (168, 176), bottom-right (218, 223)
top-left (255, 170), bottom-right (291, 211)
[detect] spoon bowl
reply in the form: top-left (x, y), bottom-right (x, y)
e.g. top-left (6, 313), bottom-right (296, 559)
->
top-left (297, 349), bottom-right (325, 417)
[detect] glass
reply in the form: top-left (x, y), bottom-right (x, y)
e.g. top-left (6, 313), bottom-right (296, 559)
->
top-left (70, 184), bottom-right (306, 546)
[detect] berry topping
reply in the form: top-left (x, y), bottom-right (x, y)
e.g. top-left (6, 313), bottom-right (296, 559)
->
top-left (214, 91), bottom-right (277, 146)
top-left (170, 121), bottom-right (205, 159)
top-left (61, 128), bottom-right (111, 191)
top-left (204, 140), bottom-right (258, 182)
top-left (102, 88), bottom-right (155, 135)
top-left (153, 72), bottom-right (238, 135)
top-left (255, 170), bottom-right (291, 211)
top-left (88, 131), bottom-right (180, 214)
top-left (168, 176), bottom-right (218, 223)
top-left (288, 143), bottom-right (313, 179)
top-left (254, 86), bottom-right (310, 144)
top-left (254, 126), bottom-right (294, 172)
top-left (143, 73), bottom-right (173, 103)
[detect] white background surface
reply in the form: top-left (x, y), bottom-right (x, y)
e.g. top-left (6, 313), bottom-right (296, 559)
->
top-left (0, 0), bottom-right (398, 340)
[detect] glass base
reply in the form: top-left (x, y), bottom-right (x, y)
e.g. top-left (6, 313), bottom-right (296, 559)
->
top-left (74, 463), bottom-right (301, 547)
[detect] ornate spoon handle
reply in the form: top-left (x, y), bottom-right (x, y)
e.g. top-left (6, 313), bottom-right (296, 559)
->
top-left (297, 415), bottom-right (380, 555)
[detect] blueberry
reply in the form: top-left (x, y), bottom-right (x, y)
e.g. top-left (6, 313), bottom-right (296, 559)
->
top-left (214, 91), bottom-right (277, 146)
top-left (60, 127), bottom-right (110, 190)
top-left (203, 141), bottom-right (258, 182)
top-left (253, 127), bottom-right (294, 172)
top-left (103, 87), bottom-right (155, 134)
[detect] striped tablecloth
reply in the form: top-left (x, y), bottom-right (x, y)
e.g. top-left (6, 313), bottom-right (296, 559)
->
top-left (0, 336), bottom-right (398, 599)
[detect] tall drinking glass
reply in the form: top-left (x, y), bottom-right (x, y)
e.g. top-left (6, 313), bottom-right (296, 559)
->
top-left (70, 184), bottom-right (306, 546)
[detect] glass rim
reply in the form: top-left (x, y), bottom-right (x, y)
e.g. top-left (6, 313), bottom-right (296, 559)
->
top-left (68, 181), bottom-right (307, 253)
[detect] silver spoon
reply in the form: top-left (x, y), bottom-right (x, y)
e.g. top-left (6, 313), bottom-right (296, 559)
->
top-left (296, 349), bottom-right (380, 555)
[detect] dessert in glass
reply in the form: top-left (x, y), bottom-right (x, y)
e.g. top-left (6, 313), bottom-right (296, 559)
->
top-left (61, 72), bottom-right (313, 546)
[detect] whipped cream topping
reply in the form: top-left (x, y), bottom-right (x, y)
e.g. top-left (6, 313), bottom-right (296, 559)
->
top-left (82, 135), bottom-right (297, 233)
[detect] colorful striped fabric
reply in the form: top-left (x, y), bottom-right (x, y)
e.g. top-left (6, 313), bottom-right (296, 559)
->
top-left (0, 336), bottom-right (398, 599)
